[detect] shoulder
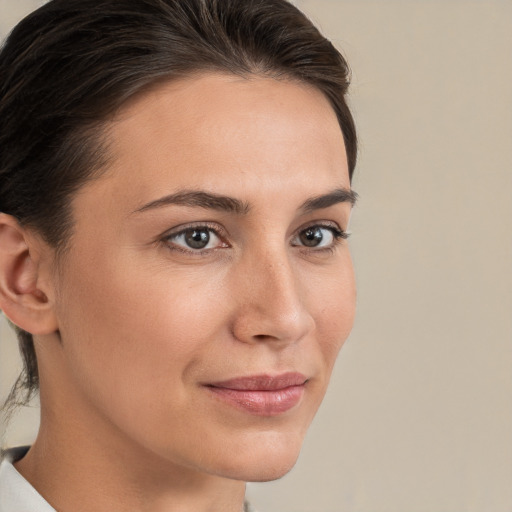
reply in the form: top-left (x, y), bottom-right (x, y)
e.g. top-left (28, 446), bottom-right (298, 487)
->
top-left (244, 500), bottom-right (259, 512)
top-left (0, 446), bottom-right (30, 463)
top-left (0, 447), bottom-right (55, 512)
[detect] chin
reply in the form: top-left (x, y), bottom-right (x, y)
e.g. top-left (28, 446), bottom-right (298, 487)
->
top-left (242, 457), bottom-right (299, 483)
top-left (211, 429), bottom-right (305, 482)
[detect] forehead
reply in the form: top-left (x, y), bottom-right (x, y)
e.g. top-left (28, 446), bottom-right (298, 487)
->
top-left (78, 73), bottom-right (349, 214)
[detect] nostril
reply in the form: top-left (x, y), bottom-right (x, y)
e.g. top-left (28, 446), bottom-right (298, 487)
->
top-left (253, 334), bottom-right (271, 341)
top-left (230, 273), bottom-right (315, 344)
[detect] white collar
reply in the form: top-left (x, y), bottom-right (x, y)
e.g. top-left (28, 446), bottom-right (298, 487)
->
top-left (0, 447), bottom-right (56, 512)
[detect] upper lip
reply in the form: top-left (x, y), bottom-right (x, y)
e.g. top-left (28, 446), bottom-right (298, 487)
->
top-left (207, 372), bottom-right (308, 391)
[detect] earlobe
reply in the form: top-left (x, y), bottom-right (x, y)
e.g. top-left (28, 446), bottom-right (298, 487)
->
top-left (0, 213), bottom-right (58, 335)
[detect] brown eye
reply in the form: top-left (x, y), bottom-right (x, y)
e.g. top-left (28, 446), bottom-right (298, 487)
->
top-left (165, 226), bottom-right (227, 252)
top-left (292, 225), bottom-right (346, 250)
top-left (184, 228), bottom-right (210, 249)
top-left (299, 227), bottom-right (324, 247)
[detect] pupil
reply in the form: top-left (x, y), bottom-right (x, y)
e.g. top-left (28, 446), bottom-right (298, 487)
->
top-left (301, 227), bottom-right (323, 247)
top-left (185, 229), bottom-right (210, 249)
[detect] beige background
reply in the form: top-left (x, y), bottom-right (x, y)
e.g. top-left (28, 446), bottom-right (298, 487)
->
top-left (1, 1), bottom-right (511, 511)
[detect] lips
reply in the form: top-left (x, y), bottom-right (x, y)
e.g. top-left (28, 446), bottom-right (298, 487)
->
top-left (205, 372), bottom-right (307, 416)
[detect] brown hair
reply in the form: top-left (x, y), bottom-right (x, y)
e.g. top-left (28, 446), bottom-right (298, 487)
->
top-left (0, 0), bottom-right (357, 414)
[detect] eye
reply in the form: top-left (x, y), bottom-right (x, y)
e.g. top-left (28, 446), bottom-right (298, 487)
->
top-left (292, 225), bottom-right (347, 249)
top-left (164, 226), bottom-right (228, 252)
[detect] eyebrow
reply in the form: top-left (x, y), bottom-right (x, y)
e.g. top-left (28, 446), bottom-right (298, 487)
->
top-left (299, 188), bottom-right (358, 212)
top-left (133, 187), bottom-right (357, 215)
top-left (134, 190), bottom-right (250, 215)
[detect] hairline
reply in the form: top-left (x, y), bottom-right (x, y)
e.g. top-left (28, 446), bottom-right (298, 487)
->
top-left (51, 68), bottom-right (351, 262)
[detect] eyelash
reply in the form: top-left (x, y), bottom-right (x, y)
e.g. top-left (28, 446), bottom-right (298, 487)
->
top-left (160, 222), bottom-right (349, 256)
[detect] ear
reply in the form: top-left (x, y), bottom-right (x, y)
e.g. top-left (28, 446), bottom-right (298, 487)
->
top-left (0, 213), bottom-right (58, 335)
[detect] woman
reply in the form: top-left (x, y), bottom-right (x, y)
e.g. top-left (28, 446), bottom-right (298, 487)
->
top-left (0, 0), bottom-right (357, 510)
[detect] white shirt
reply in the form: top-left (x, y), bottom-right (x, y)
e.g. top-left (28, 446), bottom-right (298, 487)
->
top-left (0, 447), bottom-right (257, 512)
top-left (0, 447), bottom-right (55, 512)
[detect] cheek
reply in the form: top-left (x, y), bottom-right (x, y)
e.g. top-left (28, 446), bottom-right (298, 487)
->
top-left (54, 251), bottom-right (226, 420)
top-left (309, 253), bottom-right (356, 370)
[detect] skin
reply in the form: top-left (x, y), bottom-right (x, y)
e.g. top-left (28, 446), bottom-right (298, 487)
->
top-left (0, 73), bottom-right (356, 512)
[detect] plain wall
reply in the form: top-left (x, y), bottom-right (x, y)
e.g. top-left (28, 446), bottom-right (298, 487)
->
top-left (1, 1), bottom-right (511, 511)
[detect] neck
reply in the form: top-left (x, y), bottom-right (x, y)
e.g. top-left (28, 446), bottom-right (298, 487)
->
top-left (15, 390), bottom-right (246, 512)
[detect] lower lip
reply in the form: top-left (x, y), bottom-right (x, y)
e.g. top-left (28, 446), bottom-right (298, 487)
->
top-left (206, 385), bottom-right (305, 416)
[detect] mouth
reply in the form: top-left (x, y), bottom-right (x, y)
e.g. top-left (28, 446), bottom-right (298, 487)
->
top-left (205, 372), bottom-right (308, 416)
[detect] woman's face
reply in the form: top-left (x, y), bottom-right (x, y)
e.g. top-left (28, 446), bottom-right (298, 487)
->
top-left (48, 73), bottom-right (356, 481)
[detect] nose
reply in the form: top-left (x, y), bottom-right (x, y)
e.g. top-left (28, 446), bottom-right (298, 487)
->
top-left (230, 249), bottom-right (315, 346)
